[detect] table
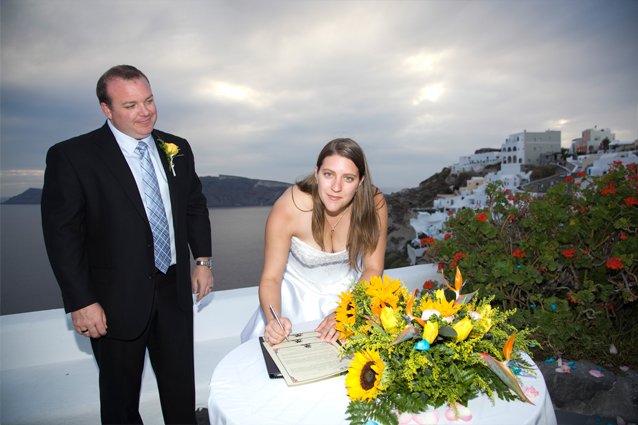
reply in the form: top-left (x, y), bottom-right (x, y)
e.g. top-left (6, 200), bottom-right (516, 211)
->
top-left (208, 321), bottom-right (557, 425)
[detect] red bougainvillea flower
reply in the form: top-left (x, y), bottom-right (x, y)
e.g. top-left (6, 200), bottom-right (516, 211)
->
top-left (512, 248), bottom-right (525, 258)
top-left (562, 249), bottom-right (576, 258)
top-left (444, 233), bottom-right (452, 240)
top-left (438, 262), bottom-right (444, 271)
top-left (601, 184), bottom-right (617, 195)
top-left (507, 195), bottom-right (516, 201)
top-left (453, 252), bottom-right (466, 262)
top-left (564, 176), bottom-right (574, 183)
top-left (477, 212), bottom-right (487, 222)
top-left (549, 244), bottom-right (553, 248)
top-left (568, 295), bottom-right (578, 303)
top-left (480, 251), bottom-right (485, 254)
top-left (625, 197), bottom-right (638, 206)
top-left (450, 261), bottom-right (458, 269)
top-left (420, 237), bottom-right (435, 247)
top-left (504, 189), bottom-right (510, 194)
top-left (575, 182), bottom-right (581, 187)
top-left (447, 211), bottom-right (453, 216)
top-left (579, 207), bottom-right (586, 213)
top-left (620, 233), bottom-right (627, 240)
top-left (582, 250), bottom-right (589, 254)
top-left (577, 172), bottom-right (586, 177)
top-left (628, 163), bottom-right (637, 172)
top-left (423, 280), bottom-right (434, 290)
top-left (509, 215), bottom-right (515, 222)
top-left (606, 257), bottom-right (623, 270)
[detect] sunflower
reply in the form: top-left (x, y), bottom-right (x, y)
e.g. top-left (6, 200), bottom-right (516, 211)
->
top-left (335, 321), bottom-right (354, 340)
top-left (365, 275), bottom-right (406, 310)
top-left (345, 348), bottom-right (385, 401)
top-left (420, 290), bottom-right (462, 317)
top-left (335, 290), bottom-right (357, 326)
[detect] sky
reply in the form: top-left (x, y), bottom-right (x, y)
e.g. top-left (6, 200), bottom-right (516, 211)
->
top-left (1, 0), bottom-right (637, 198)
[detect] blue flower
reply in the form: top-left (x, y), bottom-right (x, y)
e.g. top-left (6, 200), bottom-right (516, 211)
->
top-left (531, 304), bottom-right (536, 309)
top-left (598, 367), bottom-right (605, 372)
top-left (568, 361), bottom-right (575, 366)
top-left (517, 265), bottom-right (521, 269)
top-left (530, 343), bottom-right (536, 347)
top-left (544, 357), bottom-right (556, 363)
top-left (414, 340), bottom-right (430, 351)
top-left (551, 304), bottom-right (557, 310)
top-left (500, 264), bottom-right (504, 267)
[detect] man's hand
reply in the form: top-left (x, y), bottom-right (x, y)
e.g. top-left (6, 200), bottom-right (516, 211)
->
top-left (192, 260), bottom-right (214, 302)
top-left (72, 302), bottom-right (108, 338)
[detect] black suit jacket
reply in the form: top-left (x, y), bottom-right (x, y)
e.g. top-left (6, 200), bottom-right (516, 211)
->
top-left (41, 122), bottom-right (211, 340)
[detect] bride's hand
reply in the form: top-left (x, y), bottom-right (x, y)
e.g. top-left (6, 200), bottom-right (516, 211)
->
top-left (264, 317), bottom-right (292, 346)
top-left (315, 312), bottom-right (339, 342)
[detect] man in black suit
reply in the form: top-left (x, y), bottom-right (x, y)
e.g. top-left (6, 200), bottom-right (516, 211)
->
top-left (41, 65), bottom-right (213, 424)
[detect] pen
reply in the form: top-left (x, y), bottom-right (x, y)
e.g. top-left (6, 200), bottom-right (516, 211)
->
top-left (268, 304), bottom-right (290, 342)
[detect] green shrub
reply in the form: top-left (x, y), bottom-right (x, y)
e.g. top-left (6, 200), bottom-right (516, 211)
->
top-left (431, 161), bottom-right (638, 368)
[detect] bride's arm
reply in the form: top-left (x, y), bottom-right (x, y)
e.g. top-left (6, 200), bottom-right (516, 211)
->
top-left (359, 191), bottom-right (388, 284)
top-left (258, 188), bottom-right (297, 345)
top-left (316, 192), bottom-right (388, 342)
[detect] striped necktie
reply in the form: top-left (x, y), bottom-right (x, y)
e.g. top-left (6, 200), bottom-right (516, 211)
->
top-left (135, 141), bottom-right (171, 273)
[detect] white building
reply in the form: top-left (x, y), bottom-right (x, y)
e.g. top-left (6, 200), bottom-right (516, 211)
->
top-left (572, 127), bottom-right (616, 155)
top-left (502, 130), bottom-right (561, 166)
top-left (587, 152), bottom-right (638, 176)
top-left (452, 151), bottom-right (502, 172)
top-left (485, 163), bottom-right (532, 189)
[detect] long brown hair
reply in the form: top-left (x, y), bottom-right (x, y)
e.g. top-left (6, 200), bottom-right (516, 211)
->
top-left (296, 138), bottom-right (384, 271)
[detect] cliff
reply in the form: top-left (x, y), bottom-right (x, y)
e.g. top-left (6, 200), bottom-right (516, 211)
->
top-left (2, 176), bottom-right (292, 208)
top-left (200, 175), bottom-right (291, 207)
top-left (2, 188), bottom-right (42, 204)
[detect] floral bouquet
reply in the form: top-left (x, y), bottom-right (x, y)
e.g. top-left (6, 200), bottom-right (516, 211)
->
top-left (335, 269), bottom-right (539, 425)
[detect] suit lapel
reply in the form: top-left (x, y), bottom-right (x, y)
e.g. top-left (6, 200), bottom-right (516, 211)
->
top-left (153, 132), bottom-right (179, 228)
top-left (94, 123), bottom-right (148, 222)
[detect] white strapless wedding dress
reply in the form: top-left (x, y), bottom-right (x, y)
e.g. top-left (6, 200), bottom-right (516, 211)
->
top-left (240, 236), bottom-right (361, 342)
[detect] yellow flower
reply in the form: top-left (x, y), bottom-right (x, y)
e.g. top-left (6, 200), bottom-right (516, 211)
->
top-left (164, 142), bottom-right (179, 156)
top-left (335, 321), bottom-right (353, 340)
top-left (452, 317), bottom-right (473, 342)
top-left (470, 304), bottom-right (493, 337)
top-left (345, 348), bottom-right (385, 401)
top-left (422, 321), bottom-right (439, 344)
top-left (420, 292), bottom-right (462, 318)
top-left (158, 138), bottom-right (181, 176)
top-left (380, 307), bottom-right (400, 334)
top-left (365, 275), bottom-right (404, 310)
top-left (335, 290), bottom-right (356, 326)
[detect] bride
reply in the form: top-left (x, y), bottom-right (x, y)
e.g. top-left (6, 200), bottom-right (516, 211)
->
top-left (240, 138), bottom-right (387, 345)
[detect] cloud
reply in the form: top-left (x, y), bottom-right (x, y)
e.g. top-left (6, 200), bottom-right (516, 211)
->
top-left (1, 0), bottom-right (637, 196)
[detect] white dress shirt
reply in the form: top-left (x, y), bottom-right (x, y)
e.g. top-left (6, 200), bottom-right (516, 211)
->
top-left (108, 120), bottom-right (177, 266)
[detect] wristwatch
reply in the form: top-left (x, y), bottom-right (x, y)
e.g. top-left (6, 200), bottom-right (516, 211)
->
top-left (195, 260), bottom-right (213, 270)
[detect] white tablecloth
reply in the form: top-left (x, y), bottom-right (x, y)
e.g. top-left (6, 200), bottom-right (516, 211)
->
top-left (208, 321), bottom-right (557, 425)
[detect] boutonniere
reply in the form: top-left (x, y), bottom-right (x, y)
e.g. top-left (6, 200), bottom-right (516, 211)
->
top-left (158, 138), bottom-right (181, 176)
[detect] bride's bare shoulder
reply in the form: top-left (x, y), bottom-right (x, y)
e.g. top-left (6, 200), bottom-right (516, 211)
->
top-left (270, 185), bottom-right (312, 219)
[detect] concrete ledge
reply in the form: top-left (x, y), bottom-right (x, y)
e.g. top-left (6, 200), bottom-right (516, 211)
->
top-left (0, 264), bottom-right (438, 424)
top-left (1, 264), bottom-right (438, 371)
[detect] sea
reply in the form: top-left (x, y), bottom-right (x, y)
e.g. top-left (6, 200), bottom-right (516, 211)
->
top-left (0, 204), bottom-right (271, 316)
